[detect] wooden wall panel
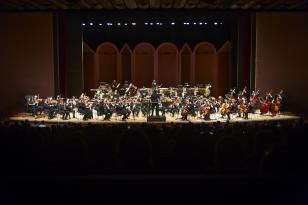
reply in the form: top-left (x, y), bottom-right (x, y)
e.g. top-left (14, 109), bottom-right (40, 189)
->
top-left (157, 42), bottom-right (179, 87)
top-left (83, 42), bottom-right (97, 96)
top-left (120, 44), bottom-right (132, 83)
top-left (133, 43), bottom-right (155, 87)
top-left (193, 42), bottom-right (217, 95)
top-left (97, 42), bottom-right (119, 83)
top-left (180, 43), bottom-right (193, 85)
top-left (217, 42), bottom-right (232, 96)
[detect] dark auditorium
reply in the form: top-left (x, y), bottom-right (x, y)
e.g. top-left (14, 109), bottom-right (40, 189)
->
top-left (0, 0), bottom-right (308, 204)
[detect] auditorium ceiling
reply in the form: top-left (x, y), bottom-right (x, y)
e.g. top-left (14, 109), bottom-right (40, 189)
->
top-left (0, 0), bottom-right (307, 10)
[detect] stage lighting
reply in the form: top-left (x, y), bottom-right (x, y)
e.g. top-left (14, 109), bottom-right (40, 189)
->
top-left (117, 22), bottom-right (121, 26)
top-left (220, 22), bottom-right (223, 25)
top-left (156, 22), bottom-right (160, 25)
top-left (124, 23), bottom-right (128, 26)
top-left (82, 23), bottom-right (86, 26)
top-left (171, 22), bottom-right (175, 25)
top-left (99, 23), bottom-right (102, 26)
top-left (132, 22), bottom-right (136, 26)
top-left (204, 22), bottom-right (208, 25)
top-left (187, 22), bottom-right (190, 25)
top-left (199, 22), bottom-right (203, 25)
top-left (145, 22), bottom-right (148, 25)
top-left (214, 22), bottom-right (218, 25)
top-left (160, 23), bottom-right (163, 25)
top-left (150, 22), bottom-right (153, 25)
top-left (193, 22), bottom-right (196, 25)
top-left (89, 22), bottom-right (93, 26)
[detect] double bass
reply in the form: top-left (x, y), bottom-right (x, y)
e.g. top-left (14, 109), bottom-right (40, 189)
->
top-left (270, 97), bottom-right (281, 116)
top-left (260, 92), bottom-right (272, 115)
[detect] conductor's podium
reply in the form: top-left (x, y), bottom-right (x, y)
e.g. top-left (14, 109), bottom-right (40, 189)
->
top-left (147, 115), bottom-right (166, 122)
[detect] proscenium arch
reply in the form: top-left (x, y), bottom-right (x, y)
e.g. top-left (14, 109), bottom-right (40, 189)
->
top-left (157, 42), bottom-right (179, 86)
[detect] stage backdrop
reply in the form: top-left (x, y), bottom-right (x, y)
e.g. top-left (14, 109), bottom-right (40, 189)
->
top-left (83, 41), bottom-right (232, 97)
top-left (0, 12), bottom-right (54, 118)
top-left (255, 12), bottom-right (308, 116)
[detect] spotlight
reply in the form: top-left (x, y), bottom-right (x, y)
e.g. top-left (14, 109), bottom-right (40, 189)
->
top-left (82, 23), bottom-right (86, 26)
top-left (89, 22), bottom-right (93, 26)
top-left (220, 22), bottom-right (223, 25)
top-left (150, 22), bottom-right (153, 25)
top-left (99, 23), bottom-right (102, 26)
top-left (160, 23), bottom-right (163, 26)
top-left (145, 22), bottom-right (148, 25)
top-left (106, 22), bottom-right (113, 26)
top-left (187, 22), bottom-right (190, 25)
top-left (214, 22), bottom-right (218, 25)
top-left (199, 22), bottom-right (203, 25)
top-left (117, 22), bottom-right (121, 26)
top-left (124, 23), bottom-right (128, 26)
top-left (156, 22), bottom-right (160, 25)
top-left (171, 22), bottom-right (175, 25)
top-left (193, 22), bottom-right (196, 25)
top-left (132, 22), bottom-right (136, 26)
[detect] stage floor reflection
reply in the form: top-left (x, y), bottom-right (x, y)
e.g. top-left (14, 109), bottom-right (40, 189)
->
top-left (9, 112), bottom-right (300, 125)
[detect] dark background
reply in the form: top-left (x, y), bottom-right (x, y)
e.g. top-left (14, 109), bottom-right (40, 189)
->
top-left (81, 10), bottom-right (236, 50)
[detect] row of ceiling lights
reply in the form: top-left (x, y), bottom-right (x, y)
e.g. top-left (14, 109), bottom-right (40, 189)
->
top-left (82, 21), bottom-right (223, 26)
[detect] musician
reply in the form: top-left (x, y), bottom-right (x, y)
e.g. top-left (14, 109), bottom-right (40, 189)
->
top-left (58, 100), bottom-right (70, 120)
top-left (111, 80), bottom-right (120, 91)
top-left (152, 80), bottom-right (157, 90)
top-left (123, 80), bottom-right (129, 89)
top-left (150, 89), bottom-right (160, 116)
top-left (221, 99), bottom-right (231, 120)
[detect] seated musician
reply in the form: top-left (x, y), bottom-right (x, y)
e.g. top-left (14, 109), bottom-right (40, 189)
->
top-left (58, 100), bottom-right (70, 120)
top-left (111, 80), bottom-right (120, 91)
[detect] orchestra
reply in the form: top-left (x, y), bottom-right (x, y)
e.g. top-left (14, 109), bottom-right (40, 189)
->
top-left (25, 80), bottom-right (286, 121)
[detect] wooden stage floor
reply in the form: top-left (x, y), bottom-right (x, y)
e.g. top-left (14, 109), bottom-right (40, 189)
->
top-left (9, 112), bottom-right (301, 125)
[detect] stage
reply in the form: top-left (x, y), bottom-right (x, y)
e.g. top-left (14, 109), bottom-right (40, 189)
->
top-left (9, 112), bottom-right (301, 125)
